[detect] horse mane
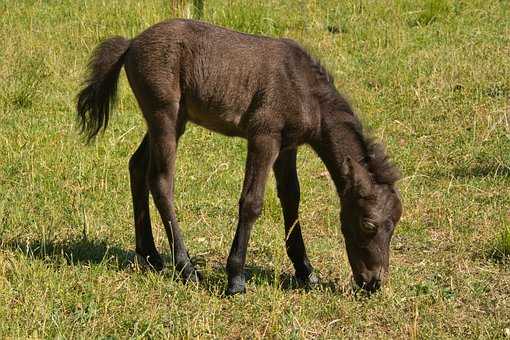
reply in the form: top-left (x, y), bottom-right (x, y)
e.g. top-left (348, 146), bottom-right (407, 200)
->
top-left (307, 54), bottom-right (355, 115)
top-left (306, 50), bottom-right (400, 185)
top-left (346, 119), bottom-right (401, 185)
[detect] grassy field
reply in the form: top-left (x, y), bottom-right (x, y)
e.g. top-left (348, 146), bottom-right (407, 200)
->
top-left (1, 0), bottom-right (509, 338)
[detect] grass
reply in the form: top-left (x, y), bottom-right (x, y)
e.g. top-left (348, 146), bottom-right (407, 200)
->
top-left (491, 226), bottom-right (510, 262)
top-left (0, 0), bottom-right (509, 338)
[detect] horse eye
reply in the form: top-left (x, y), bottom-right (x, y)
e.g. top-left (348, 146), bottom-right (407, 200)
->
top-left (361, 220), bottom-right (377, 235)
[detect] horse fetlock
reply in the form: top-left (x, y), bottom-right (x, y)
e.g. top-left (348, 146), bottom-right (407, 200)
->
top-left (134, 251), bottom-right (164, 271)
top-left (295, 270), bottom-right (319, 288)
top-left (177, 260), bottom-right (202, 283)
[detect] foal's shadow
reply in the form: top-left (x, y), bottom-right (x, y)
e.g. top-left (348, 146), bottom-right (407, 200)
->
top-left (449, 163), bottom-right (510, 178)
top-left (2, 237), bottom-right (135, 269)
top-left (2, 237), bottom-right (339, 295)
top-left (198, 259), bottom-right (339, 295)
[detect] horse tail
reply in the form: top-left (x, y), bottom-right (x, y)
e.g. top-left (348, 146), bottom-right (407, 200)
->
top-left (76, 36), bottom-right (131, 142)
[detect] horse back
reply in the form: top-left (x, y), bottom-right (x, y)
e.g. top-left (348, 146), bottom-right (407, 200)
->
top-left (125, 19), bottom-right (322, 144)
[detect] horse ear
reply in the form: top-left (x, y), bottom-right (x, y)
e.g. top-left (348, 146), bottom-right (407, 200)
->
top-left (340, 156), bottom-right (352, 177)
top-left (341, 156), bottom-right (373, 197)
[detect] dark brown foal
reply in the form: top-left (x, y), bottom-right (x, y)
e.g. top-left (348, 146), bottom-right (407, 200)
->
top-left (77, 19), bottom-right (402, 295)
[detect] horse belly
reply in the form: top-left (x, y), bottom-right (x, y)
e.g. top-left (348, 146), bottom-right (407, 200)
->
top-left (184, 96), bottom-right (245, 137)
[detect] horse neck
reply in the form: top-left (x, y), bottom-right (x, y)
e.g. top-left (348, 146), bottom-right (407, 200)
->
top-left (311, 110), bottom-right (370, 196)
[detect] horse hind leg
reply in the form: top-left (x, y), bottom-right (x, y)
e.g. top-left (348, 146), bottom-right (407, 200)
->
top-left (129, 133), bottom-right (164, 271)
top-left (145, 101), bottom-right (200, 282)
top-left (124, 48), bottom-right (198, 280)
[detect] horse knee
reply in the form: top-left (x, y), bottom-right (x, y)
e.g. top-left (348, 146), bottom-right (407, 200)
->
top-left (239, 196), bottom-right (263, 221)
top-left (147, 170), bottom-right (168, 193)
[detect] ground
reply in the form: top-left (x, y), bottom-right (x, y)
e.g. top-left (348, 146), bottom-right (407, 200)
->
top-left (0, 0), bottom-right (509, 338)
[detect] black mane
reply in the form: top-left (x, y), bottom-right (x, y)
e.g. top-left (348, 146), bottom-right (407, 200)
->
top-left (306, 54), bottom-right (399, 186)
top-left (345, 119), bottom-right (401, 185)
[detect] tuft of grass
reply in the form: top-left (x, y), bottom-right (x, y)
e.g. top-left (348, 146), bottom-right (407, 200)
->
top-left (489, 226), bottom-right (510, 262)
top-left (405, 0), bottom-right (452, 27)
top-left (210, 1), bottom-right (286, 35)
top-left (2, 56), bottom-right (48, 109)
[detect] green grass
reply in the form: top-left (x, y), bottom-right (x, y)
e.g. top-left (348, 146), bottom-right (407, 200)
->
top-left (1, 0), bottom-right (509, 338)
top-left (491, 226), bottom-right (510, 262)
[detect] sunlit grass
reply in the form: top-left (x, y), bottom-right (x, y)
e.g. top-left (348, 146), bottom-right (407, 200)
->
top-left (490, 226), bottom-right (510, 262)
top-left (0, 0), bottom-right (509, 338)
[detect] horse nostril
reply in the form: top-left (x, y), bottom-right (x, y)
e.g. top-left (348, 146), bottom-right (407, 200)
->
top-left (371, 278), bottom-right (381, 291)
top-left (354, 274), bottom-right (382, 292)
top-left (354, 274), bottom-right (368, 289)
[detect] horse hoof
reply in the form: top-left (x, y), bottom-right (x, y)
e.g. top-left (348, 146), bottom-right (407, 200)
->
top-left (178, 261), bottom-right (202, 283)
top-left (296, 271), bottom-right (319, 288)
top-left (226, 286), bottom-right (246, 296)
top-left (226, 276), bottom-right (246, 296)
top-left (183, 268), bottom-right (202, 283)
top-left (134, 253), bottom-right (164, 271)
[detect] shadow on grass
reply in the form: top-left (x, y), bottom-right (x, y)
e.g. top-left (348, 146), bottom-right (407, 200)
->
top-left (1, 237), bottom-right (135, 269)
top-left (452, 163), bottom-right (510, 179)
top-left (1, 237), bottom-right (339, 295)
top-left (200, 263), bottom-right (339, 295)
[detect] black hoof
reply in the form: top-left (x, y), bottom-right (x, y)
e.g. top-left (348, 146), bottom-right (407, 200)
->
top-left (226, 276), bottom-right (246, 296)
top-left (135, 252), bottom-right (164, 271)
top-left (296, 271), bottom-right (319, 288)
top-left (180, 263), bottom-right (202, 283)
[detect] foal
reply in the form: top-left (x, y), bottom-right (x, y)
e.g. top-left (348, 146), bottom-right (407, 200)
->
top-left (77, 19), bottom-right (402, 294)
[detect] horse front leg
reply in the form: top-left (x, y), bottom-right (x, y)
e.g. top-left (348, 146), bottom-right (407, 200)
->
top-left (226, 135), bottom-right (280, 295)
top-left (273, 149), bottom-right (318, 287)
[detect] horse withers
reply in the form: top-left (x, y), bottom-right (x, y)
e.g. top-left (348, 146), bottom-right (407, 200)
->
top-left (76, 19), bottom-right (402, 295)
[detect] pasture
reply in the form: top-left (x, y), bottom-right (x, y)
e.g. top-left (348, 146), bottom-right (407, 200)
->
top-left (0, 0), bottom-right (509, 338)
